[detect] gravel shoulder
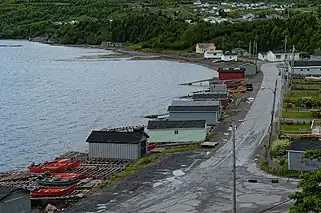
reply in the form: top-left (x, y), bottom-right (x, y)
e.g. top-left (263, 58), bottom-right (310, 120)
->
top-left (64, 72), bottom-right (264, 213)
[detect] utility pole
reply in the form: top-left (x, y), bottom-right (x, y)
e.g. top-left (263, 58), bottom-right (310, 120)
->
top-left (268, 79), bottom-right (278, 149)
top-left (283, 36), bottom-right (287, 93)
top-left (255, 41), bottom-right (258, 73)
top-left (232, 121), bottom-right (237, 213)
top-left (289, 45), bottom-right (295, 88)
top-left (252, 40), bottom-right (256, 60)
top-left (249, 41), bottom-right (252, 58)
top-left (284, 36), bottom-right (287, 59)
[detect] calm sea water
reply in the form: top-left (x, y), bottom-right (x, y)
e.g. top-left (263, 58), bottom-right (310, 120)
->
top-left (0, 40), bottom-right (216, 172)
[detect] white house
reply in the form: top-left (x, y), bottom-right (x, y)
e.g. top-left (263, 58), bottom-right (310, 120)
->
top-left (221, 53), bottom-right (238, 61)
top-left (204, 50), bottom-right (223, 59)
top-left (147, 120), bottom-right (207, 143)
top-left (291, 60), bottom-right (321, 75)
top-left (310, 52), bottom-right (321, 60)
top-left (258, 51), bottom-right (300, 62)
top-left (196, 43), bottom-right (216, 53)
top-left (258, 52), bottom-right (268, 61)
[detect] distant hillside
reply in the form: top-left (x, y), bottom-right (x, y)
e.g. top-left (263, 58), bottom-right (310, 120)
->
top-left (1, 0), bottom-right (321, 53)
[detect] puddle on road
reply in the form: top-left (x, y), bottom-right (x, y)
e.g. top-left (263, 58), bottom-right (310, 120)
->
top-left (152, 169), bottom-right (185, 188)
top-left (238, 194), bottom-right (282, 205)
top-left (173, 169), bottom-right (185, 177)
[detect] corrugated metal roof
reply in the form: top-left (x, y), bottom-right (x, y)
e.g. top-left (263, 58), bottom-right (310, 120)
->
top-left (0, 186), bottom-right (28, 201)
top-left (86, 131), bottom-right (149, 144)
top-left (171, 99), bottom-right (220, 106)
top-left (218, 67), bottom-right (245, 72)
top-left (147, 120), bottom-right (206, 129)
top-left (294, 60), bottom-right (321, 67)
top-left (193, 93), bottom-right (227, 99)
top-left (167, 105), bottom-right (219, 112)
top-left (287, 140), bottom-right (321, 151)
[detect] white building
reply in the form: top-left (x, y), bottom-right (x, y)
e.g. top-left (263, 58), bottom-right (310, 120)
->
top-left (204, 50), bottom-right (223, 59)
top-left (258, 51), bottom-right (300, 62)
top-left (258, 52), bottom-right (268, 61)
top-left (196, 43), bottom-right (216, 54)
top-left (291, 61), bottom-right (321, 75)
top-left (221, 53), bottom-right (238, 61)
top-left (310, 52), bottom-right (321, 61)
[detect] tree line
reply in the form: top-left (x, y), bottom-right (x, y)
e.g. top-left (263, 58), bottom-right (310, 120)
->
top-left (1, 4), bottom-right (321, 54)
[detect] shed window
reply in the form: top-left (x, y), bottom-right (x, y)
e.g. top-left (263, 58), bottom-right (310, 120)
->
top-left (174, 130), bottom-right (179, 134)
top-left (275, 55), bottom-right (281, 59)
top-left (307, 68), bottom-right (310, 71)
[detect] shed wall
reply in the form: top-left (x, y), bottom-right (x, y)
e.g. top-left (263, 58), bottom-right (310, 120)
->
top-left (147, 128), bottom-right (206, 143)
top-left (240, 64), bottom-right (257, 76)
top-left (310, 55), bottom-right (321, 61)
top-left (218, 72), bottom-right (244, 80)
top-left (0, 191), bottom-right (31, 213)
top-left (169, 112), bottom-right (218, 125)
top-left (293, 67), bottom-right (321, 75)
top-left (288, 151), bottom-right (321, 171)
top-left (89, 143), bottom-right (140, 160)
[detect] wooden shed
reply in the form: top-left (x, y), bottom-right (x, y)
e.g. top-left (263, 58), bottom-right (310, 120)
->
top-left (86, 129), bottom-right (149, 160)
top-left (287, 139), bottom-right (321, 171)
top-left (218, 67), bottom-right (245, 80)
top-left (147, 120), bottom-right (207, 143)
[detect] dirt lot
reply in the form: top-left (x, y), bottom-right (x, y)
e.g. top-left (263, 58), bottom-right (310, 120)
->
top-left (62, 72), bottom-right (263, 213)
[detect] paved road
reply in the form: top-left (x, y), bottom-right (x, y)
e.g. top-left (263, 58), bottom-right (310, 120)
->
top-left (99, 63), bottom-right (297, 213)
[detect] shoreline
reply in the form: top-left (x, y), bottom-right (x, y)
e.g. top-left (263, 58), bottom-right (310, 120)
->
top-left (44, 42), bottom-right (257, 72)
top-left (1, 40), bottom-right (265, 212)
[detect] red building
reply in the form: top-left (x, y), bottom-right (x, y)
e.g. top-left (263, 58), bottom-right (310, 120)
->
top-left (218, 67), bottom-right (245, 80)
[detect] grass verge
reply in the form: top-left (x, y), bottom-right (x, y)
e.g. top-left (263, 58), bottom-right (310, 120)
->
top-left (94, 144), bottom-right (200, 190)
top-left (282, 111), bottom-right (313, 119)
top-left (260, 161), bottom-right (301, 177)
top-left (280, 123), bottom-right (311, 131)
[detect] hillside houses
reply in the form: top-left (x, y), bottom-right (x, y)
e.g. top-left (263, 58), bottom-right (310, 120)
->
top-left (196, 1), bottom-right (286, 24)
top-left (258, 51), bottom-right (300, 62)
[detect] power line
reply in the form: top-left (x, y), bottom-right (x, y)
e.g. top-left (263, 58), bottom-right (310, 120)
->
top-left (257, 199), bottom-right (292, 213)
top-left (152, 120), bottom-right (280, 212)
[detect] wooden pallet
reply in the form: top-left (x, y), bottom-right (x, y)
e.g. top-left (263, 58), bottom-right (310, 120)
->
top-left (69, 163), bottom-right (128, 180)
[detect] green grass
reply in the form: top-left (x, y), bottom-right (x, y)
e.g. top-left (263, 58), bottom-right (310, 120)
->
top-left (282, 111), bottom-right (313, 118)
top-left (288, 90), bottom-right (320, 98)
top-left (260, 161), bottom-right (301, 177)
top-left (280, 123), bottom-right (311, 131)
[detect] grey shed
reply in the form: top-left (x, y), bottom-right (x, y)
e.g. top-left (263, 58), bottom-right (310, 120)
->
top-left (86, 129), bottom-right (149, 160)
top-left (239, 63), bottom-right (257, 76)
top-left (0, 186), bottom-right (31, 213)
top-left (167, 105), bottom-right (220, 126)
top-left (287, 140), bottom-right (321, 171)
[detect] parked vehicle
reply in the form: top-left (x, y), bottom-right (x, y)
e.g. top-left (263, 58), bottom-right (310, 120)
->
top-left (38, 173), bottom-right (85, 186)
top-left (29, 159), bottom-right (80, 173)
top-left (31, 186), bottom-right (76, 197)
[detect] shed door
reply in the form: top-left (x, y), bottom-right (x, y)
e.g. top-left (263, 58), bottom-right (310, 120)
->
top-left (141, 140), bottom-right (147, 156)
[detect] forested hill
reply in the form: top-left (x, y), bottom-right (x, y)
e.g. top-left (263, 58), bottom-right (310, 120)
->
top-left (1, 0), bottom-right (321, 53)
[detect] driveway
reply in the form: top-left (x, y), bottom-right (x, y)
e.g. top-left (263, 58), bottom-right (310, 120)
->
top-left (73, 63), bottom-right (298, 213)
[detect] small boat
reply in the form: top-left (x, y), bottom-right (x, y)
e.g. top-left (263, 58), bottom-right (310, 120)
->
top-left (31, 186), bottom-right (76, 197)
top-left (30, 159), bottom-right (80, 173)
top-left (38, 173), bottom-right (85, 186)
top-left (147, 144), bottom-right (158, 151)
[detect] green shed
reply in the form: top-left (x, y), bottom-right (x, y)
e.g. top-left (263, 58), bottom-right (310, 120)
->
top-left (147, 120), bottom-right (207, 143)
